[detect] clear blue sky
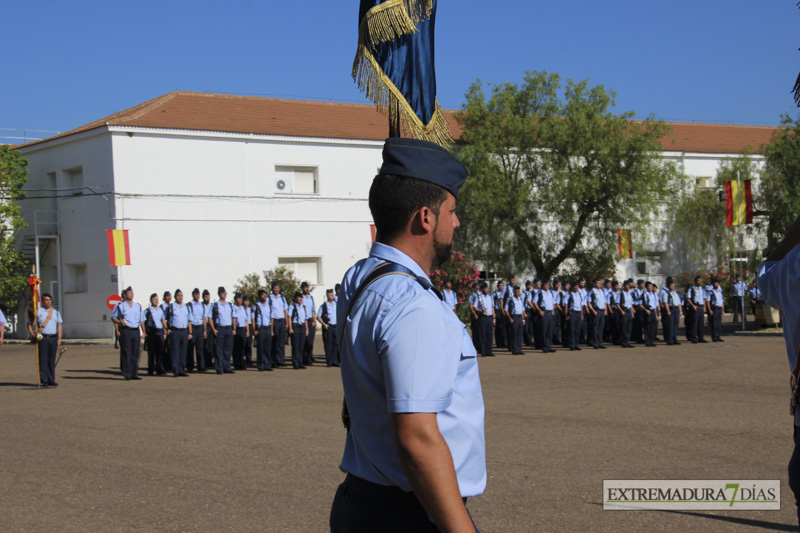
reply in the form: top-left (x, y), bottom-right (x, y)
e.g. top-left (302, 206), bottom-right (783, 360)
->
top-left (2, 0), bottom-right (798, 141)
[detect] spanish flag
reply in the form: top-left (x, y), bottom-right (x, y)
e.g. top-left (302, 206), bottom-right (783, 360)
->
top-left (106, 230), bottom-right (131, 266)
top-left (618, 229), bottom-right (633, 259)
top-left (725, 180), bottom-right (753, 226)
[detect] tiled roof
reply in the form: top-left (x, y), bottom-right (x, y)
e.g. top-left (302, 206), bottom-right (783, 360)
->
top-left (15, 91), bottom-right (778, 154)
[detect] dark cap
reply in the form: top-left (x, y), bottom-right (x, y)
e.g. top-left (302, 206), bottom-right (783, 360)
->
top-left (124, 286), bottom-right (133, 294)
top-left (637, 279), bottom-right (644, 284)
top-left (379, 137), bottom-right (468, 198)
top-left (694, 275), bottom-right (702, 282)
top-left (533, 278), bottom-right (540, 283)
top-left (666, 277), bottom-right (674, 285)
top-left (192, 288), bottom-right (200, 295)
top-left (234, 292), bottom-right (242, 299)
top-left (509, 274), bottom-right (516, 280)
top-left (542, 279), bottom-right (550, 285)
top-left (242, 294), bottom-right (250, 302)
top-left (525, 280), bottom-right (532, 286)
top-left (150, 293), bottom-right (158, 300)
top-left (218, 286), bottom-right (226, 294)
top-left (471, 282), bottom-right (478, 288)
top-left (294, 291), bottom-right (303, 299)
top-left (202, 289), bottom-right (210, 296)
top-left (258, 289), bottom-right (267, 296)
top-left (335, 283), bottom-right (341, 290)
top-left (271, 281), bottom-right (280, 288)
top-left (174, 289), bottom-right (182, 296)
top-left (553, 280), bottom-right (560, 286)
top-left (326, 289), bottom-right (334, 294)
top-left (479, 282), bottom-right (488, 289)
top-left (300, 282), bottom-right (309, 289)
top-left (611, 281), bottom-right (619, 287)
top-left (444, 278), bottom-right (452, 284)
top-left (577, 277), bottom-right (585, 282)
top-left (163, 291), bottom-right (171, 297)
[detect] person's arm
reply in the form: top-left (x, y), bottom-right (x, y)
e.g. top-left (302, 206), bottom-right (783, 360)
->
top-left (0, 323), bottom-right (4, 345)
top-left (391, 413), bottom-right (476, 533)
top-left (188, 321), bottom-right (193, 339)
top-left (57, 321), bottom-right (62, 347)
top-left (203, 316), bottom-right (208, 339)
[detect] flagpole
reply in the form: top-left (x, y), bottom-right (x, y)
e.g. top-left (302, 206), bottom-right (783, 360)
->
top-left (738, 170), bottom-right (745, 333)
top-left (30, 266), bottom-right (41, 387)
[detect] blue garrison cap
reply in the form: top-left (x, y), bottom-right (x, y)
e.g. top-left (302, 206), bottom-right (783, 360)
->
top-left (379, 137), bottom-right (468, 198)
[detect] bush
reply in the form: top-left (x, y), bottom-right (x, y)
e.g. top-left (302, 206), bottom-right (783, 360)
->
top-left (234, 266), bottom-right (307, 301)
top-left (429, 250), bottom-right (481, 323)
top-left (672, 263), bottom-right (750, 310)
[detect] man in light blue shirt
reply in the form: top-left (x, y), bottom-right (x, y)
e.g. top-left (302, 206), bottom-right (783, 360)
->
top-left (269, 282), bottom-right (290, 367)
top-left (317, 289), bottom-right (339, 367)
top-left (588, 278), bottom-right (608, 350)
top-left (757, 213), bottom-right (800, 529)
top-left (289, 292), bottom-right (309, 370)
top-left (144, 293), bottom-right (166, 375)
top-left (686, 275), bottom-right (709, 343)
top-left (534, 280), bottom-right (556, 353)
top-left (330, 138), bottom-right (483, 533)
top-left (111, 287), bottom-right (146, 380)
top-left (28, 293), bottom-right (63, 386)
top-left (187, 288), bottom-right (208, 372)
top-left (731, 274), bottom-right (748, 325)
top-left (708, 278), bottom-right (725, 342)
top-left (232, 292), bottom-right (250, 370)
top-left (661, 278), bottom-right (682, 346)
top-left (442, 278), bottom-right (458, 313)
top-left (164, 289), bottom-right (190, 377)
top-left (504, 285), bottom-right (526, 355)
top-left (253, 290), bottom-right (274, 371)
top-left (471, 282), bottom-right (495, 357)
top-left (209, 287), bottom-right (235, 374)
top-left (749, 281), bottom-right (763, 316)
top-left (300, 282), bottom-right (317, 366)
top-left (0, 308), bottom-right (6, 346)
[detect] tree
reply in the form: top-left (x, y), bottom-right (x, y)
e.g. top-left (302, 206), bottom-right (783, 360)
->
top-left (234, 266), bottom-right (306, 301)
top-left (760, 114), bottom-right (800, 255)
top-left (454, 70), bottom-right (682, 279)
top-left (0, 145), bottom-right (29, 310)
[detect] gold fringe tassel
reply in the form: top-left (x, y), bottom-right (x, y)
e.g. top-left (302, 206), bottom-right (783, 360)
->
top-left (358, 0), bottom-right (433, 48)
top-left (353, 43), bottom-right (453, 147)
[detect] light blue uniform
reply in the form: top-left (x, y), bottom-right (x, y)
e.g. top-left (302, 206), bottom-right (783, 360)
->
top-left (269, 293), bottom-right (288, 318)
top-left (475, 293), bottom-right (493, 316)
top-left (0, 309), bottom-right (6, 325)
top-left (168, 302), bottom-right (190, 329)
top-left (538, 290), bottom-right (555, 311)
top-left (709, 287), bottom-right (724, 308)
top-left (146, 306), bottom-right (164, 330)
top-left (336, 242), bottom-right (485, 497)
top-left (290, 302), bottom-right (309, 325)
top-left (233, 305), bottom-right (250, 328)
top-left (443, 288), bottom-right (458, 311)
top-left (732, 281), bottom-right (747, 297)
top-left (254, 301), bottom-right (272, 326)
top-left (112, 301), bottom-right (144, 327)
top-left (590, 288), bottom-right (607, 310)
top-left (36, 307), bottom-right (63, 334)
top-left (187, 300), bottom-right (206, 328)
top-left (213, 301), bottom-right (234, 327)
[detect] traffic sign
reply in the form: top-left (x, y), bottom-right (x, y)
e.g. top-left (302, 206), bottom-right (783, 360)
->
top-left (107, 294), bottom-right (123, 311)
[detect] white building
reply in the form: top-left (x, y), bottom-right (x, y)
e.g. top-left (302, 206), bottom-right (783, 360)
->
top-left (11, 92), bottom-right (776, 338)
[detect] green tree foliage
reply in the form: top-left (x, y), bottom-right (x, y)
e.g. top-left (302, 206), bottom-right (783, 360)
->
top-left (760, 114), bottom-right (800, 254)
top-left (0, 145), bottom-right (29, 310)
top-left (234, 266), bottom-right (306, 301)
top-left (454, 70), bottom-right (681, 279)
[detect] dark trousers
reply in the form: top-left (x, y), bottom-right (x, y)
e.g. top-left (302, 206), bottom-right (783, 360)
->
top-left (669, 308), bottom-right (680, 344)
top-left (732, 296), bottom-right (746, 324)
top-left (478, 315), bottom-right (494, 356)
top-left (685, 307), bottom-right (695, 341)
top-left (711, 306), bottom-right (723, 340)
top-left (119, 327), bottom-right (141, 379)
top-left (524, 309), bottom-right (534, 346)
top-left (256, 326), bottom-right (273, 370)
top-left (590, 311), bottom-right (605, 348)
top-left (541, 312), bottom-right (553, 351)
top-left (579, 308), bottom-right (588, 344)
top-left (470, 316), bottom-right (481, 353)
top-left (244, 328), bottom-right (253, 365)
top-left (788, 424), bottom-right (800, 530)
top-left (633, 307), bottom-right (644, 343)
top-left (204, 329), bottom-right (215, 369)
top-left (617, 310), bottom-right (633, 347)
top-left (304, 318), bottom-right (316, 364)
top-left (233, 327), bottom-right (247, 369)
top-left (509, 315), bottom-right (523, 354)
top-left (38, 336), bottom-right (57, 384)
top-left (146, 329), bottom-right (165, 373)
top-left (645, 313), bottom-right (657, 346)
top-left (170, 329), bottom-right (189, 375)
top-left (561, 311), bottom-right (570, 347)
top-left (323, 324), bottom-right (340, 366)
top-left (553, 310), bottom-right (562, 345)
top-left (568, 311), bottom-right (582, 349)
top-left (330, 474), bottom-right (479, 533)
top-left (272, 319), bottom-right (287, 365)
top-left (291, 324), bottom-right (306, 368)
top-left (162, 330), bottom-right (172, 372)
top-left (532, 311), bottom-right (543, 349)
top-left (494, 312), bottom-right (507, 348)
top-left (693, 306), bottom-right (706, 341)
top-left (187, 327), bottom-right (205, 371)
top-left (214, 326), bottom-right (233, 372)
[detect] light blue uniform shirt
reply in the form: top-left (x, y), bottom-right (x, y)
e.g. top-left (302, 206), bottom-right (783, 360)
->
top-left (590, 288), bottom-right (607, 310)
top-left (35, 307), bottom-right (63, 335)
top-left (475, 293), bottom-right (493, 316)
top-left (254, 301), bottom-right (272, 327)
top-left (538, 290), bottom-right (555, 311)
top-left (644, 292), bottom-right (659, 310)
top-left (290, 302), bottom-right (308, 325)
top-left (619, 290), bottom-right (633, 310)
top-left (568, 292), bottom-right (583, 311)
top-left (632, 288), bottom-right (644, 306)
top-left (301, 293), bottom-right (316, 319)
top-left (493, 290), bottom-right (504, 311)
top-left (688, 285), bottom-right (706, 305)
top-left (336, 242), bottom-right (485, 497)
top-left (213, 301), bottom-right (234, 327)
top-left (505, 295), bottom-right (524, 315)
top-left (0, 309), bottom-right (5, 325)
top-left (233, 305), bottom-right (250, 327)
top-left (732, 281), bottom-right (747, 297)
top-left (709, 287), bottom-right (724, 307)
top-left (443, 289), bottom-right (458, 311)
top-left (269, 293), bottom-right (288, 318)
top-left (145, 306), bottom-right (164, 330)
top-left (168, 302), bottom-right (190, 329)
top-left (319, 301), bottom-right (337, 325)
top-left (759, 245), bottom-right (800, 424)
top-left (578, 287), bottom-right (588, 307)
top-left (187, 300), bottom-right (206, 327)
top-left (112, 301), bottom-right (144, 328)
top-left (468, 291), bottom-right (479, 308)
top-left (749, 287), bottom-right (762, 301)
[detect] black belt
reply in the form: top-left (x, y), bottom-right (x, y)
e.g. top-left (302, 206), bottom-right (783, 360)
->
top-left (123, 326), bottom-right (140, 330)
top-left (217, 325), bottom-right (232, 329)
top-left (274, 318), bottom-right (286, 322)
top-left (292, 323), bottom-right (305, 327)
top-left (171, 327), bottom-right (187, 331)
top-left (343, 474), bottom-right (467, 507)
top-left (42, 334), bottom-right (57, 338)
top-left (543, 310), bottom-right (553, 314)
top-left (257, 324), bottom-right (271, 329)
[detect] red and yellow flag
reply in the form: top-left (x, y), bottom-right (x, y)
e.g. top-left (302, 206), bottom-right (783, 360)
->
top-left (725, 180), bottom-right (753, 226)
top-left (106, 230), bottom-right (131, 266)
top-left (27, 274), bottom-right (41, 323)
top-left (618, 229), bottom-right (633, 259)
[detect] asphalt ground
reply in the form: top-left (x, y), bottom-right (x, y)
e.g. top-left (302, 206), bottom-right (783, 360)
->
top-left (1, 331), bottom-right (797, 532)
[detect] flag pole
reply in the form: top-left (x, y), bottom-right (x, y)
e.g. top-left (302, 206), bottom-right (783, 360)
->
top-left (738, 170), bottom-right (745, 333)
top-left (30, 266), bottom-right (42, 387)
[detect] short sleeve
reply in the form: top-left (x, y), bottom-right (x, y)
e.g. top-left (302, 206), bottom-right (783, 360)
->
top-left (760, 246), bottom-right (800, 312)
top-left (378, 294), bottom-right (459, 414)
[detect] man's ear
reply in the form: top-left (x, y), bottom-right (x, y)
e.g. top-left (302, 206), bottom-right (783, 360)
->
top-left (409, 206), bottom-right (436, 236)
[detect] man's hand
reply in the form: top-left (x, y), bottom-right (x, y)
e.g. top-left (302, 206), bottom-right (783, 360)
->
top-left (391, 413), bottom-right (476, 533)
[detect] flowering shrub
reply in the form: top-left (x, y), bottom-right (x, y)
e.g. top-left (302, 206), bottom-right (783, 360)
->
top-left (672, 263), bottom-right (750, 310)
top-left (234, 266), bottom-right (306, 301)
top-left (429, 250), bottom-right (481, 322)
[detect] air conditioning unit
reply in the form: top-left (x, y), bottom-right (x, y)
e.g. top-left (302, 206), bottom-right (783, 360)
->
top-left (275, 176), bottom-right (293, 194)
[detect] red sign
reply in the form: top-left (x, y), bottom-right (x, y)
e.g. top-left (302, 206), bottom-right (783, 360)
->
top-left (107, 294), bottom-right (123, 311)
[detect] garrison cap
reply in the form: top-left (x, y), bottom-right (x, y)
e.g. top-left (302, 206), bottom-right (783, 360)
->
top-left (479, 281), bottom-right (488, 289)
top-left (666, 277), bottom-right (674, 285)
top-left (637, 279), bottom-right (645, 284)
top-left (163, 291), bottom-right (171, 297)
top-left (124, 286), bottom-right (133, 294)
top-left (694, 275), bottom-right (702, 282)
top-left (202, 289), bottom-right (210, 296)
top-left (192, 288), bottom-right (200, 295)
top-left (218, 286), bottom-right (226, 294)
top-left (258, 289), bottom-right (267, 296)
top-left (301, 281), bottom-right (309, 289)
top-left (611, 281), bottom-right (619, 287)
top-left (335, 283), bottom-right (341, 291)
top-left (542, 279), bottom-right (550, 285)
top-left (174, 289), bottom-right (182, 296)
top-left (234, 292), bottom-right (242, 299)
top-left (379, 137), bottom-right (468, 199)
top-left (271, 281), bottom-right (281, 288)
top-left (533, 278), bottom-right (540, 283)
top-left (326, 289), bottom-right (334, 294)
top-left (552, 280), bottom-right (560, 286)
top-left (294, 291), bottom-right (303, 299)
top-left (242, 294), bottom-right (250, 302)
top-left (150, 293), bottom-right (158, 300)
top-left (471, 282), bottom-right (478, 288)
top-left (525, 280), bottom-right (532, 286)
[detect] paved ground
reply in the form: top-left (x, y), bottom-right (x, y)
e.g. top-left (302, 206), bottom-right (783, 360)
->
top-left (1, 333), bottom-right (797, 532)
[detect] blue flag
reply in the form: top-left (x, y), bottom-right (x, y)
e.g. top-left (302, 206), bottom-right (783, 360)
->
top-left (353, 0), bottom-right (451, 146)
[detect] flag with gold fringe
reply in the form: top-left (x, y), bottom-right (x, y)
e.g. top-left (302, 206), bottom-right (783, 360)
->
top-left (617, 229), bottom-right (633, 259)
top-left (724, 180), bottom-right (753, 226)
top-left (353, 0), bottom-right (452, 146)
top-left (106, 229), bottom-right (131, 266)
top-left (27, 272), bottom-right (41, 324)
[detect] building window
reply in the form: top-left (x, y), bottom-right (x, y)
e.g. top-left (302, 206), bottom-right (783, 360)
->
top-left (274, 166), bottom-right (318, 195)
top-left (65, 263), bottom-right (88, 293)
top-left (695, 176), bottom-right (713, 189)
top-left (637, 253), bottom-right (664, 276)
top-left (65, 167), bottom-right (84, 195)
top-left (278, 257), bottom-right (321, 285)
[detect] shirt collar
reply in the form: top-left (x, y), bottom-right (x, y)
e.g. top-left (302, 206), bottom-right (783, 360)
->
top-left (368, 242), bottom-right (430, 281)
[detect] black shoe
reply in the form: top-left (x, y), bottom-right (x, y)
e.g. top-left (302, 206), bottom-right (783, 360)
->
top-left (718, 339), bottom-right (725, 342)
top-left (691, 340), bottom-right (698, 344)
top-left (178, 373), bottom-right (189, 377)
top-left (41, 382), bottom-right (49, 387)
top-left (156, 370), bottom-right (166, 375)
top-left (49, 381), bottom-right (58, 387)
top-left (265, 367), bottom-right (274, 371)
top-left (593, 346), bottom-right (600, 350)
top-left (673, 342), bottom-right (681, 345)
top-left (699, 340), bottom-right (708, 343)
top-left (575, 347), bottom-right (582, 351)
top-left (148, 371), bottom-right (155, 376)
top-left (216, 370), bottom-right (223, 374)
top-left (132, 377), bottom-right (142, 380)
top-left (197, 368), bottom-right (207, 372)
top-left (223, 369), bottom-right (235, 374)
top-left (599, 345), bottom-right (607, 349)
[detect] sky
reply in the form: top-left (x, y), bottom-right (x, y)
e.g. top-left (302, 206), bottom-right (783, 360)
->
top-left (2, 1), bottom-right (798, 143)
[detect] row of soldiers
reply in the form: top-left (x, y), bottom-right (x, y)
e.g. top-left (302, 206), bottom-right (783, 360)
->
top-left (111, 283), bottom-right (341, 380)
top-left (467, 274), bottom-right (761, 356)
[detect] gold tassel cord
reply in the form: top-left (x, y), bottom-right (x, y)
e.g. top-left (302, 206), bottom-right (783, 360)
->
top-left (358, 0), bottom-right (434, 49)
top-left (353, 44), bottom-right (453, 147)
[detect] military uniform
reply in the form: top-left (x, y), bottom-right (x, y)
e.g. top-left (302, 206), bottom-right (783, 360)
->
top-left (505, 290), bottom-right (525, 355)
top-left (166, 294), bottom-right (190, 377)
top-left (32, 304), bottom-right (63, 386)
top-left (687, 280), bottom-right (708, 343)
top-left (318, 293), bottom-right (339, 367)
top-left (269, 286), bottom-right (289, 367)
top-left (186, 289), bottom-right (208, 372)
top-left (301, 284), bottom-right (317, 365)
top-left (111, 294), bottom-right (145, 380)
top-left (290, 296), bottom-right (308, 369)
top-left (144, 298), bottom-right (166, 375)
top-left (253, 292), bottom-right (274, 371)
top-left (211, 288), bottom-right (235, 374)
